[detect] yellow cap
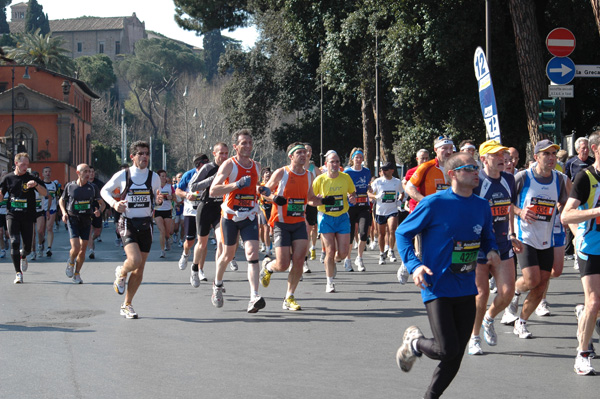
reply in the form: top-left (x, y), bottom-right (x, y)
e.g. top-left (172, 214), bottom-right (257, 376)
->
top-left (479, 140), bottom-right (508, 156)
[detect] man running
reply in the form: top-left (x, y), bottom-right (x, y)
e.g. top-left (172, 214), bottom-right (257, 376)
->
top-left (101, 141), bottom-right (163, 319)
top-left (395, 152), bottom-right (499, 399)
top-left (561, 130), bottom-right (600, 375)
top-left (303, 143), bottom-right (321, 272)
top-left (260, 142), bottom-right (331, 310)
top-left (41, 167), bottom-right (58, 257)
top-left (87, 166), bottom-right (104, 259)
top-left (154, 169), bottom-right (174, 258)
top-left (0, 153), bottom-right (46, 283)
top-left (312, 150), bottom-right (357, 293)
top-left (60, 164), bottom-right (105, 284)
top-left (502, 140), bottom-right (568, 338)
top-left (187, 142), bottom-right (229, 287)
top-left (209, 129), bottom-right (271, 313)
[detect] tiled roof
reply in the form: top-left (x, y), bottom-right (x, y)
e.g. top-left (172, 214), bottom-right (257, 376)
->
top-left (9, 16), bottom-right (131, 33)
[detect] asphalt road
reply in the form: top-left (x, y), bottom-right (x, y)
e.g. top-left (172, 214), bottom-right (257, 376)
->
top-left (0, 222), bottom-right (597, 398)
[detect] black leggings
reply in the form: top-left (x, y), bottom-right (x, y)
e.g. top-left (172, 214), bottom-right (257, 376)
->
top-left (348, 206), bottom-right (371, 242)
top-left (7, 217), bottom-right (34, 272)
top-left (417, 295), bottom-right (476, 399)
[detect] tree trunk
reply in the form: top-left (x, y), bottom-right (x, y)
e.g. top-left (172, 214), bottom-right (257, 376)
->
top-left (361, 85), bottom-right (376, 173)
top-left (591, 0), bottom-right (600, 35)
top-left (508, 0), bottom-right (547, 149)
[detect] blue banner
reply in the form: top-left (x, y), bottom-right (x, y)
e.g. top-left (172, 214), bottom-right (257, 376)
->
top-left (474, 47), bottom-right (501, 143)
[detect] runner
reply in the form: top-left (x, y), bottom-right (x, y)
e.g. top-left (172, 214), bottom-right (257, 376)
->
top-left (467, 140), bottom-right (523, 355)
top-left (154, 170), bottom-right (174, 258)
top-left (303, 143), bottom-right (321, 272)
top-left (343, 147), bottom-right (371, 272)
top-left (30, 171), bottom-right (44, 261)
top-left (209, 129), bottom-right (271, 313)
top-left (187, 142), bottom-right (229, 287)
top-left (260, 142), bottom-right (330, 310)
top-left (172, 172), bottom-right (184, 247)
top-left (0, 187), bottom-right (7, 258)
top-left (101, 141), bottom-right (163, 319)
top-left (561, 130), bottom-right (600, 375)
top-left (312, 150), bottom-right (357, 293)
top-left (0, 152), bottom-right (46, 284)
top-left (60, 164), bottom-right (105, 284)
top-left (395, 152), bottom-right (499, 398)
top-left (501, 140), bottom-right (568, 338)
top-left (369, 161), bottom-right (403, 266)
top-left (175, 153), bottom-right (209, 271)
top-left (258, 167), bottom-right (273, 257)
top-left (87, 166), bottom-right (104, 259)
top-left (41, 166), bottom-right (58, 257)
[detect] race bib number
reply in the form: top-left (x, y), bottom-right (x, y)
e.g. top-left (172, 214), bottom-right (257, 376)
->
top-left (73, 200), bottom-right (91, 213)
top-left (233, 194), bottom-right (255, 212)
top-left (530, 197), bottom-right (555, 222)
top-left (356, 193), bottom-right (369, 206)
top-left (286, 198), bottom-right (305, 217)
top-left (10, 198), bottom-right (27, 210)
top-left (450, 239), bottom-right (480, 274)
top-left (382, 191), bottom-right (396, 203)
top-left (435, 179), bottom-right (450, 192)
top-left (324, 195), bottom-right (344, 213)
top-left (490, 198), bottom-right (510, 222)
top-left (127, 189), bottom-right (151, 209)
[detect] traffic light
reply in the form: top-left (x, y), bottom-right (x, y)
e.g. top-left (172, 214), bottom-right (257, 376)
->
top-left (538, 98), bottom-right (561, 137)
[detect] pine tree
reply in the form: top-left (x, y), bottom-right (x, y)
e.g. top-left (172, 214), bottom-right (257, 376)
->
top-left (25, 0), bottom-right (49, 35)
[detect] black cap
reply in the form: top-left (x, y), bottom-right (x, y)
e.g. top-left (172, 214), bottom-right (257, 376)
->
top-left (193, 153), bottom-right (209, 167)
top-left (381, 161), bottom-right (394, 171)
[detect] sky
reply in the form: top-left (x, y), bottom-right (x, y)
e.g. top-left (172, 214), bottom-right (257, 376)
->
top-left (8, 0), bottom-right (258, 49)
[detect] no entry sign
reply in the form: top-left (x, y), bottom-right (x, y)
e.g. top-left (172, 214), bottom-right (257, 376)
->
top-left (546, 28), bottom-right (576, 57)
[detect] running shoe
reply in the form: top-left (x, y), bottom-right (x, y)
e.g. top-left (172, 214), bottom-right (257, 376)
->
top-left (564, 254), bottom-right (575, 261)
top-left (212, 283), bottom-right (225, 307)
top-left (310, 248), bottom-right (316, 260)
top-left (20, 256), bottom-right (28, 272)
top-left (344, 258), bottom-right (354, 272)
top-left (319, 252), bottom-right (326, 263)
top-left (513, 319), bottom-right (532, 339)
top-left (190, 271), bottom-right (200, 288)
top-left (178, 240), bottom-right (183, 248)
top-left (535, 299), bottom-right (551, 317)
top-left (198, 268), bottom-right (207, 282)
top-left (574, 352), bottom-right (595, 375)
top-left (114, 266), bottom-right (126, 295)
top-left (178, 253), bottom-right (189, 270)
top-left (379, 254), bottom-right (386, 265)
top-left (45, 247), bottom-right (52, 257)
top-left (355, 256), bottom-right (365, 272)
top-left (120, 303), bottom-right (138, 319)
top-left (369, 241), bottom-right (377, 251)
top-left (229, 259), bottom-right (238, 271)
top-left (397, 263), bottom-right (409, 285)
top-left (247, 296), bottom-right (266, 313)
top-left (0, 249), bottom-right (5, 258)
top-left (28, 251), bottom-right (36, 261)
top-left (37, 244), bottom-right (43, 258)
top-left (14, 272), bottom-right (23, 284)
top-left (265, 249), bottom-right (273, 258)
top-left (326, 282), bottom-right (336, 293)
top-left (165, 239), bottom-right (171, 251)
top-left (396, 325), bottom-right (424, 372)
top-left (501, 294), bottom-right (520, 325)
top-left (482, 318), bottom-right (497, 346)
top-left (260, 259), bottom-right (272, 288)
top-left (210, 238), bottom-right (217, 245)
top-left (159, 250), bottom-right (165, 258)
top-left (283, 295), bottom-right (302, 311)
top-left (353, 241), bottom-right (358, 249)
top-left (260, 242), bottom-right (266, 253)
top-left (574, 257), bottom-right (580, 270)
top-left (303, 261), bottom-right (311, 274)
top-left (468, 336), bottom-right (483, 355)
top-left (388, 249), bottom-right (397, 262)
top-left (88, 249), bottom-right (95, 260)
top-left (72, 273), bottom-right (83, 284)
top-left (489, 276), bottom-right (497, 293)
top-left (66, 260), bottom-right (75, 278)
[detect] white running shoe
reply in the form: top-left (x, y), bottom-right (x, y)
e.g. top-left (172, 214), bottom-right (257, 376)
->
top-left (344, 258), bottom-right (354, 272)
top-left (501, 294), bottom-right (520, 325)
top-left (379, 254), bottom-right (386, 265)
top-left (397, 262), bottom-right (409, 285)
top-left (319, 252), bottom-right (326, 263)
top-left (535, 299), bottom-right (551, 317)
top-left (574, 258), bottom-right (580, 270)
top-left (198, 268), bottom-right (207, 281)
top-left (190, 271), bottom-right (200, 288)
top-left (37, 244), bottom-right (43, 257)
top-left (72, 273), bottom-right (83, 284)
top-left (482, 318), bottom-right (497, 346)
top-left (114, 266), bottom-right (126, 295)
top-left (66, 260), bottom-right (75, 278)
top-left (326, 282), bottom-right (336, 293)
top-left (178, 253), bottom-right (189, 270)
top-left (468, 336), bottom-right (483, 355)
top-left (14, 272), bottom-right (23, 284)
top-left (159, 250), bottom-right (165, 258)
top-left (574, 352), bottom-right (595, 375)
top-left (20, 256), bottom-right (28, 272)
top-left (247, 296), bottom-right (266, 313)
top-left (353, 241), bottom-right (358, 249)
top-left (513, 319), bottom-right (532, 339)
top-left (28, 251), bottom-right (36, 261)
top-left (355, 256), bottom-right (365, 272)
top-left (303, 261), bottom-right (311, 273)
top-left (229, 259), bottom-right (238, 271)
top-left (388, 249), bottom-right (397, 262)
top-left (120, 303), bottom-right (138, 319)
top-left (212, 283), bottom-right (225, 307)
top-left (489, 276), bottom-right (497, 293)
top-left (369, 241), bottom-right (377, 251)
top-left (396, 325), bottom-right (424, 372)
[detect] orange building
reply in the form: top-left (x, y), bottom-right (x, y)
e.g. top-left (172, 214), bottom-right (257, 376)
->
top-left (0, 65), bottom-right (99, 183)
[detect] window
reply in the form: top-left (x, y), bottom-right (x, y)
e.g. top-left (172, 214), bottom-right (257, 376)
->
top-left (99, 42), bottom-right (104, 54)
top-left (115, 41), bottom-right (121, 55)
top-left (77, 42), bottom-right (82, 52)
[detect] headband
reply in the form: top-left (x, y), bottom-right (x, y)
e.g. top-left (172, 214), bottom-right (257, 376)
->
top-left (460, 144), bottom-right (476, 151)
top-left (325, 150), bottom-right (338, 158)
top-left (351, 150), bottom-right (364, 159)
top-left (288, 144), bottom-right (305, 156)
top-left (434, 139), bottom-right (454, 149)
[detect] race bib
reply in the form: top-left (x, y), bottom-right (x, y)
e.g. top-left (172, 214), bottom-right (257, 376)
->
top-left (10, 198), bottom-right (27, 210)
top-left (324, 195), bottom-right (343, 213)
top-left (286, 198), bottom-right (305, 217)
top-left (530, 197), bottom-right (555, 222)
top-left (73, 200), bottom-right (91, 213)
top-left (233, 193), bottom-right (255, 212)
top-left (127, 189), bottom-right (151, 209)
top-left (356, 193), bottom-right (369, 206)
top-left (490, 198), bottom-right (510, 222)
top-left (382, 191), bottom-right (396, 203)
top-left (450, 239), bottom-right (480, 273)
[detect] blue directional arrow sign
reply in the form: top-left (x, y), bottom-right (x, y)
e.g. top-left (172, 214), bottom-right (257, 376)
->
top-left (546, 56), bottom-right (576, 85)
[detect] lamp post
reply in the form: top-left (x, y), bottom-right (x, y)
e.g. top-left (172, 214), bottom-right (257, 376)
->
top-left (183, 86), bottom-right (189, 166)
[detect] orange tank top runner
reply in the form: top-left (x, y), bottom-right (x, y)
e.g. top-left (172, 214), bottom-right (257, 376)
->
top-left (268, 166), bottom-right (312, 226)
top-left (408, 158), bottom-right (449, 198)
top-left (222, 157), bottom-right (260, 220)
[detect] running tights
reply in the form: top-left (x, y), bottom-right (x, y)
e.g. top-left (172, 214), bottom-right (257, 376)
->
top-left (417, 295), bottom-right (476, 399)
top-left (7, 217), bottom-right (34, 272)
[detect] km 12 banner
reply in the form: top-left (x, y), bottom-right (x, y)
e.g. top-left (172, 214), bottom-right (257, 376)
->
top-left (474, 47), bottom-right (501, 143)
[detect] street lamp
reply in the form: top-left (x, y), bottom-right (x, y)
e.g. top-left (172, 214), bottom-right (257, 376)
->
top-left (183, 86), bottom-right (189, 166)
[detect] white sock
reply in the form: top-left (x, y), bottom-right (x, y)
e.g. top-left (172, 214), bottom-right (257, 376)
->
top-left (327, 277), bottom-right (334, 285)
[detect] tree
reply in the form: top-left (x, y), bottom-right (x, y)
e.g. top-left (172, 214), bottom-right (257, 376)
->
top-left (174, 0), bottom-right (251, 34)
top-left (6, 29), bottom-right (75, 75)
top-left (25, 0), bottom-right (49, 36)
top-left (0, 0), bottom-right (10, 34)
top-left (75, 54), bottom-right (117, 93)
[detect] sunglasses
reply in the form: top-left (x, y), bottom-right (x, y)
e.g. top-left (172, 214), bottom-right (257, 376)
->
top-left (136, 151), bottom-right (150, 156)
top-left (453, 164), bottom-right (479, 173)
